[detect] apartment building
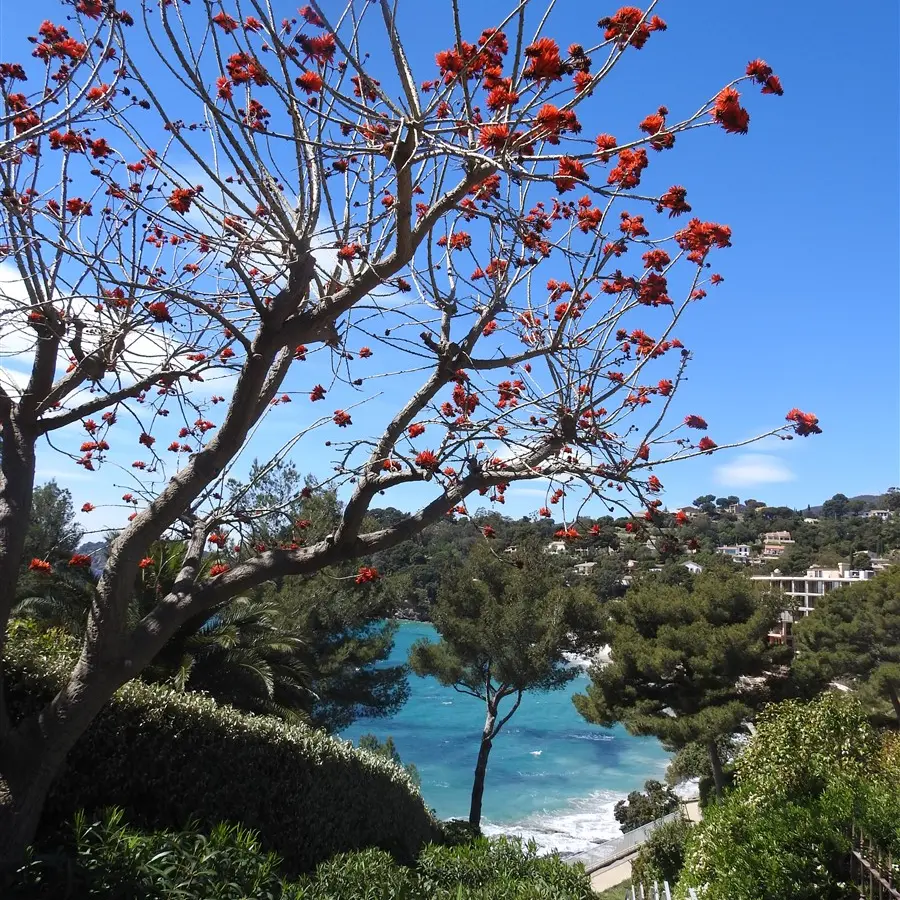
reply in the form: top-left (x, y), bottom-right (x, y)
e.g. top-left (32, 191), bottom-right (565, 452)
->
top-left (752, 564), bottom-right (877, 646)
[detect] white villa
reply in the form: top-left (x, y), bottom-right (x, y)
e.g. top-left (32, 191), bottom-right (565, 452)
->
top-left (716, 544), bottom-right (751, 561)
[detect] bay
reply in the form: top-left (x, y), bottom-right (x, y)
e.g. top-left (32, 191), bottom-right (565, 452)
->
top-left (340, 621), bottom-right (670, 855)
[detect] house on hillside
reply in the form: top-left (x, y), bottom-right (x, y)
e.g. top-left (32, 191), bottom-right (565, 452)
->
top-left (761, 530), bottom-right (795, 559)
top-left (716, 544), bottom-right (751, 561)
top-left (573, 562), bottom-right (596, 576)
top-left (683, 561), bottom-right (703, 575)
top-left (544, 541), bottom-right (567, 555)
top-left (866, 509), bottom-right (892, 521)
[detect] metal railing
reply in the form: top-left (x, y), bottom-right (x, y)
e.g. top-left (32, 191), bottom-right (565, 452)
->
top-left (850, 825), bottom-right (900, 900)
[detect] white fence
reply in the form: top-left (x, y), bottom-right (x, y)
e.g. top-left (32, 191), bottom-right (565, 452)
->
top-left (626, 882), bottom-right (700, 900)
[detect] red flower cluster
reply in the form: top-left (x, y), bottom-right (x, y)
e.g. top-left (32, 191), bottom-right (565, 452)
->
top-left (675, 219), bottom-right (732, 263)
top-left (711, 87), bottom-right (749, 135)
top-left (785, 408), bottom-right (822, 437)
top-left (415, 450), bottom-right (439, 470)
top-left (168, 187), bottom-right (200, 214)
top-left (408, 423), bottom-right (426, 438)
top-left (138, 557), bottom-right (154, 569)
top-left (554, 157), bottom-right (587, 193)
top-left (608, 148), bottom-right (648, 188)
top-left (333, 410), bottom-right (352, 427)
top-left (599, 8), bottom-right (666, 50)
top-left (68, 554), bottom-right (92, 568)
top-left (356, 566), bottom-right (380, 584)
top-left (29, 558), bottom-right (52, 573)
top-left (657, 185), bottom-right (691, 217)
top-left (147, 301), bottom-right (172, 323)
top-left (310, 384), bottom-right (326, 401)
top-left (746, 59), bottom-right (783, 96)
top-left (523, 37), bottom-right (565, 81)
top-left (482, 526), bottom-right (496, 539)
top-left (208, 563), bottom-right (230, 577)
top-left (697, 436), bottom-right (717, 453)
top-left (684, 415), bottom-right (708, 430)
top-left (554, 527), bottom-right (580, 540)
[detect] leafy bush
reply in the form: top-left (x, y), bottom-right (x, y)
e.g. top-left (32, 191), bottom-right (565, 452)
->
top-left (631, 816), bottom-right (692, 888)
top-left (415, 837), bottom-right (593, 898)
top-left (7, 808), bottom-right (293, 900)
top-left (7, 814), bottom-right (594, 900)
top-left (675, 693), bottom-right (889, 900)
top-left (674, 786), bottom-right (853, 900)
top-left (614, 779), bottom-right (680, 831)
top-left (3, 631), bottom-right (438, 874)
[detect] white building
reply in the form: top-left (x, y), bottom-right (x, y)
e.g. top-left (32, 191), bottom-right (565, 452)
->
top-left (803, 517), bottom-right (820, 524)
top-left (574, 562), bottom-right (596, 576)
top-left (762, 531), bottom-right (794, 545)
top-left (716, 544), bottom-right (751, 561)
top-left (752, 564), bottom-right (878, 645)
top-left (866, 509), bottom-right (892, 521)
top-left (683, 561), bottom-right (703, 575)
top-left (544, 541), bottom-right (567, 555)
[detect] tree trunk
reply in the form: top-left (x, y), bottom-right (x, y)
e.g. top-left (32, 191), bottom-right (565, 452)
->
top-left (0, 720), bottom-right (68, 872)
top-left (887, 681), bottom-right (900, 727)
top-left (707, 741), bottom-right (726, 798)
top-left (0, 656), bottom-right (127, 870)
top-left (469, 735), bottom-right (493, 829)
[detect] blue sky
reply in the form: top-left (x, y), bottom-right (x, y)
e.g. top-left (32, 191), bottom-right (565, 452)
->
top-left (2, 0), bottom-right (897, 532)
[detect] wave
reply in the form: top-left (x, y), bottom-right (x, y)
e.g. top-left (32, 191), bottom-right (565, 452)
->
top-left (481, 788), bottom-right (625, 857)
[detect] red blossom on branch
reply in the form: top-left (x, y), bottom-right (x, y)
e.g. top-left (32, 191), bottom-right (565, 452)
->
top-left (355, 566), bottom-right (379, 584)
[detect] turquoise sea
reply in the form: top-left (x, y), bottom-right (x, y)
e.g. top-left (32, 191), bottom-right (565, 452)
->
top-left (341, 622), bottom-right (670, 855)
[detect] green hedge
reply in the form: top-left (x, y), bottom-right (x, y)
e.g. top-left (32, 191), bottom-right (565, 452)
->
top-left (8, 811), bottom-right (594, 899)
top-left (3, 630), bottom-right (439, 874)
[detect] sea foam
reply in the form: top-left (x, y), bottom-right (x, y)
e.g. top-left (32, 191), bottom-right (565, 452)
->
top-left (481, 788), bottom-right (624, 857)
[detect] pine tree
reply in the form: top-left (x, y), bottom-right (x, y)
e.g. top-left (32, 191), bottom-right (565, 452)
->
top-left (409, 541), bottom-right (603, 826)
top-left (573, 567), bottom-right (787, 796)
top-left (792, 567), bottom-right (900, 726)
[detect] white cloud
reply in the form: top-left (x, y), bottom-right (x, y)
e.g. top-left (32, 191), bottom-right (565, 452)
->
top-left (714, 453), bottom-right (795, 487)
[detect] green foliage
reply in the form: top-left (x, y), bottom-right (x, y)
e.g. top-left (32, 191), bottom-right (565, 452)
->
top-left (410, 541), bottom-right (603, 699)
top-left (675, 693), bottom-right (896, 900)
top-left (631, 816), bottom-right (693, 889)
top-left (665, 737), bottom-right (736, 789)
top-left (3, 632), bottom-right (437, 874)
top-left (412, 838), bottom-right (594, 899)
top-left (9, 809), bottom-right (292, 900)
top-left (791, 567), bottom-right (900, 726)
top-left (574, 569), bottom-right (786, 765)
top-left (23, 480), bottom-right (83, 564)
top-left (613, 780), bottom-right (679, 831)
top-left (735, 691), bottom-right (877, 805)
top-left (7, 816), bottom-right (593, 900)
top-left (674, 787), bottom-right (853, 900)
top-left (358, 734), bottom-right (421, 789)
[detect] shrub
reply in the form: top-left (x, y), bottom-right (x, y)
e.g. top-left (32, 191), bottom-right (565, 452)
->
top-left (7, 808), bottom-right (294, 900)
top-left (631, 816), bottom-right (692, 889)
top-left (674, 787), bottom-right (853, 900)
top-left (3, 631), bottom-right (438, 874)
top-left (613, 780), bottom-right (680, 831)
top-left (414, 838), bottom-right (594, 899)
top-left (7, 814), bottom-right (595, 900)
